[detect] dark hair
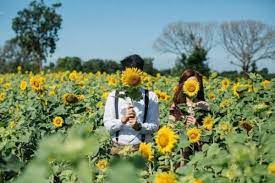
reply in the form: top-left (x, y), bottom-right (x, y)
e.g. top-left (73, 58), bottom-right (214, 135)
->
top-left (173, 69), bottom-right (205, 105)
top-left (120, 54), bottom-right (144, 71)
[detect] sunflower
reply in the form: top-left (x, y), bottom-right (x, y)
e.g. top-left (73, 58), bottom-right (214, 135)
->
top-left (48, 90), bottom-right (56, 96)
top-left (268, 163), bottom-right (275, 174)
top-left (96, 71), bottom-right (102, 77)
top-left (183, 79), bottom-right (200, 97)
top-left (193, 178), bottom-right (203, 183)
top-left (155, 126), bottom-right (179, 154)
top-left (172, 86), bottom-right (178, 93)
top-left (63, 93), bottom-right (79, 105)
top-left (77, 81), bottom-right (85, 88)
top-left (262, 80), bottom-right (270, 89)
top-left (9, 121), bottom-right (16, 129)
top-left (101, 92), bottom-right (109, 100)
top-left (139, 143), bottom-right (153, 161)
top-left (155, 90), bottom-right (170, 101)
top-left (208, 92), bottom-right (216, 101)
top-left (232, 82), bottom-right (247, 98)
top-left (30, 76), bottom-right (45, 92)
top-left (220, 99), bottom-right (230, 109)
top-left (107, 76), bottom-right (117, 86)
top-left (221, 78), bottom-right (230, 90)
top-left (239, 120), bottom-right (253, 133)
top-left (203, 115), bottom-right (214, 130)
top-left (232, 82), bottom-right (240, 97)
top-left (77, 94), bottom-right (85, 101)
top-left (219, 121), bottom-right (231, 133)
top-left (4, 83), bottom-right (11, 90)
top-left (20, 80), bottom-right (27, 91)
top-left (69, 70), bottom-right (78, 81)
top-left (143, 74), bottom-right (153, 84)
top-left (52, 116), bottom-right (64, 128)
top-left (121, 67), bottom-right (143, 87)
top-left (154, 172), bottom-right (177, 183)
top-left (187, 128), bottom-right (201, 143)
top-left (96, 101), bottom-right (104, 108)
top-left (0, 93), bottom-right (5, 102)
top-left (96, 159), bottom-right (108, 171)
top-left (17, 65), bottom-right (22, 72)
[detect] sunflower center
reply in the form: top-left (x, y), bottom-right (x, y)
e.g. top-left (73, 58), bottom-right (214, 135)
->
top-left (190, 133), bottom-right (198, 139)
top-left (188, 85), bottom-right (195, 92)
top-left (33, 81), bottom-right (40, 87)
top-left (158, 134), bottom-right (169, 147)
top-left (66, 95), bottom-right (78, 103)
top-left (221, 124), bottom-right (229, 131)
top-left (129, 75), bottom-right (141, 86)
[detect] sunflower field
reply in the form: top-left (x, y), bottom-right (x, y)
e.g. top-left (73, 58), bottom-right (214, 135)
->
top-left (0, 69), bottom-right (275, 183)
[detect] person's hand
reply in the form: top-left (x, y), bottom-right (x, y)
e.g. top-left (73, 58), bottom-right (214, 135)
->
top-left (128, 116), bottom-right (137, 127)
top-left (121, 105), bottom-right (136, 124)
top-left (186, 115), bottom-right (197, 127)
top-left (168, 115), bottom-right (176, 121)
top-left (128, 117), bottom-right (141, 131)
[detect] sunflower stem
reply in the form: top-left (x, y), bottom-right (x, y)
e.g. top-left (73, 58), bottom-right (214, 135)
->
top-left (169, 157), bottom-right (174, 172)
top-left (148, 162), bottom-right (153, 175)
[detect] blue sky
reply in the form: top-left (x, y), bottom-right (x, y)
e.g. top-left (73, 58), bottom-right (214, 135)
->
top-left (0, 0), bottom-right (275, 72)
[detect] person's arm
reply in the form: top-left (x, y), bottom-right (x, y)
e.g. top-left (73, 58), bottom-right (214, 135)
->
top-left (103, 91), bottom-right (124, 134)
top-left (169, 102), bottom-right (185, 122)
top-left (139, 92), bottom-right (160, 134)
top-left (169, 103), bottom-right (177, 121)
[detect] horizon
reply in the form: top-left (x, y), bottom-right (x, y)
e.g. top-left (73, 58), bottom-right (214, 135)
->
top-left (0, 0), bottom-right (275, 73)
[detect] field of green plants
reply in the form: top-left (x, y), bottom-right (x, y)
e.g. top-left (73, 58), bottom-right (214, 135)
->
top-left (0, 70), bottom-right (274, 183)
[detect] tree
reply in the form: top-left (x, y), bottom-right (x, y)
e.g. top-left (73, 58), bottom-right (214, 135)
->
top-left (82, 59), bottom-right (121, 73)
top-left (56, 57), bottom-right (82, 71)
top-left (0, 38), bottom-right (43, 73)
top-left (103, 60), bottom-right (121, 73)
top-left (220, 20), bottom-right (275, 75)
top-left (0, 38), bottom-right (25, 72)
top-left (154, 21), bottom-right (215, 74)
top-left (172, 46), bottom-right (210, 76)
top-left (44, 62), bottom-right (55, 71)
top-left (154, 22), bottom-right (214, 62)
top-left (82, 59), bottom-right (105, 73)
top-left (0, 47), bottom-right (6, 73)
top-left (143, 57), bottom-right (158, 75)
top-left (12, 0), bottom-right (62, 70)
top-left (185, 46), bottom-right (210, 75)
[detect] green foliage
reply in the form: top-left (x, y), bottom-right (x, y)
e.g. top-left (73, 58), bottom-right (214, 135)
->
top-left (56, 57), bottom-right (82, 71)
top-left (172, 46), bottom-right (210, 76)
top-left (0, 71), bottom-right (274, 182)
top-left (185, 46), bottom-right (210, 76)
top-left (82, 59), bottom-right (121, 73)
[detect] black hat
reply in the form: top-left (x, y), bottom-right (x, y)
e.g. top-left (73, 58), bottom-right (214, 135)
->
top-left (120, 54), bottom-right (144, 70)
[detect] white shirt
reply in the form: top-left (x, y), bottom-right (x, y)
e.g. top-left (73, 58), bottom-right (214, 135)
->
top-left (103, 88), bottom-right (160, 145)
